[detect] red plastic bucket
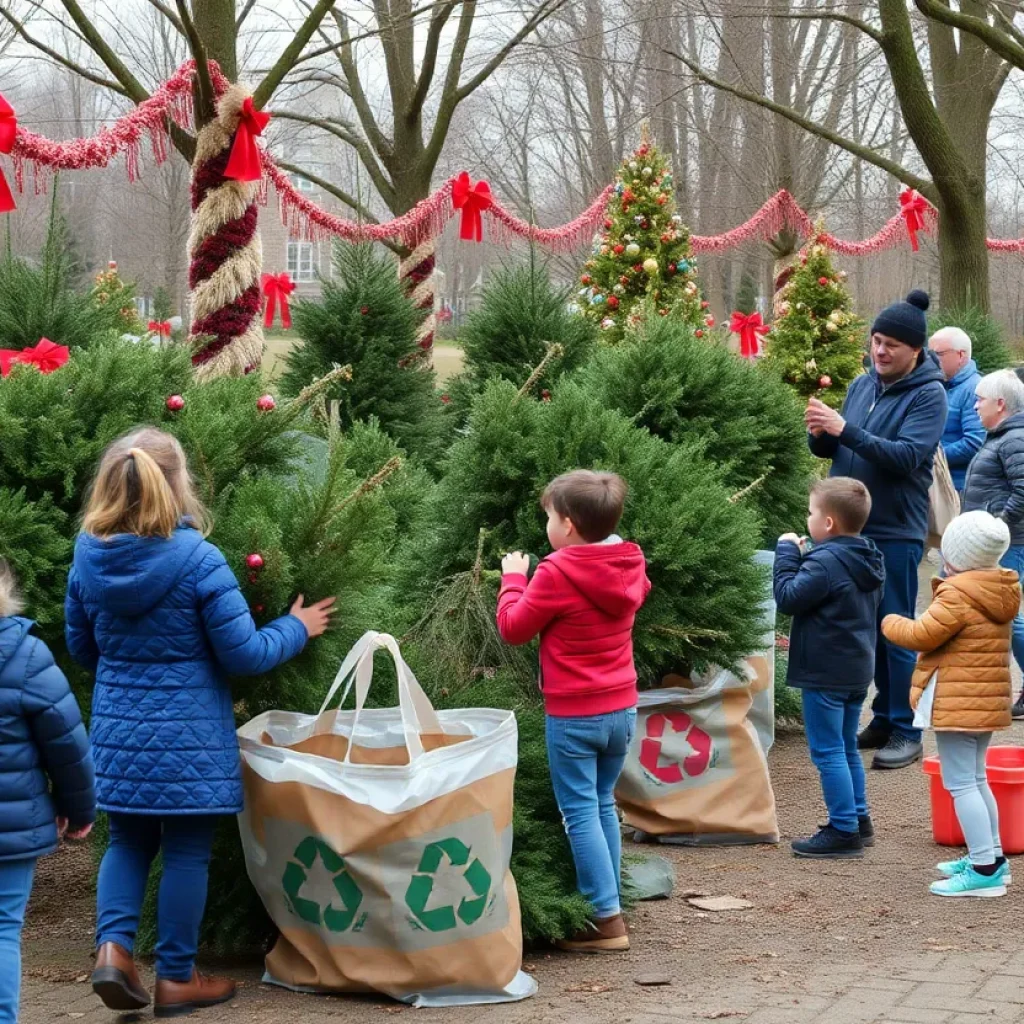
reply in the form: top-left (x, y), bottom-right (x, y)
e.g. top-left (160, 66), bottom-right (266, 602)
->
top-left (924, 746), bottom-right (1024, 854)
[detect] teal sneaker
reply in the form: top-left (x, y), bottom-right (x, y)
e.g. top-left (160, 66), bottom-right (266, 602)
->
top-left (930, 865), bottom-right (1007, 898)
top-left (936, 856), bottom-right (1012, 885)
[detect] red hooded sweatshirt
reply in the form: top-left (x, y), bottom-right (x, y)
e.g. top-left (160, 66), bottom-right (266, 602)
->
top-left (497, 539), bottom-right (651, 717)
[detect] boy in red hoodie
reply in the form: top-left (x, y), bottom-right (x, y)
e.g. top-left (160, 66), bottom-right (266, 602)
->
top-left (497, 470), bottom-right (651, 954)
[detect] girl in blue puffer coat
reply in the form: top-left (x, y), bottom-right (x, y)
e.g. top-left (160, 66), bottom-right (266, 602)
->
top-left (66, 428), bottom-right (335, 1018)
top-left (0, 558), bottom-right (95, 1024)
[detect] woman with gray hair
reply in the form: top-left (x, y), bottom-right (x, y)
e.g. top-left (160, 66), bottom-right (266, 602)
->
top-left (962, 369), bottom-right (1024, 715)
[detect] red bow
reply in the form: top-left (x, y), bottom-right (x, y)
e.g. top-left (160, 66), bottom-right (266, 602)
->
top-left (148, 320), bottom-right (172, 337)
top-left (729, 311), bottom-right (770, 359)
top-left (0, 338), bottom-right (70, 377)
top-left (452, 172), bottom-right (492, 242)
top-left (899, 189), bottom-right (928, 252)
top-left (0, 93), bottom-right (17, 214)
top-left (224, 97), bottom-right (270, 183)
top-left (262, 272), bottom-right (295, 329)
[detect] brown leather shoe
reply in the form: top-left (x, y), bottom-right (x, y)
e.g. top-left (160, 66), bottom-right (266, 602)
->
top-left (154, 971), bottom-right (236, 1018)
top-left (92, 941), bottom-right (151, 1010)
top-left (555, 913), bottom-right (630, 953)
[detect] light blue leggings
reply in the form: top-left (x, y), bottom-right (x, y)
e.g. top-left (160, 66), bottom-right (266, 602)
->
top-left (935, 731), bottom-right (1002, 865)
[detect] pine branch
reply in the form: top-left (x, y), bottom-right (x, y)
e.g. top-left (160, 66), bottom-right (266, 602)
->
top-left (282, 363), bottom-right (353, 423)
top-left (729, 469), bottom-right (772, 505)
top-left (514, 343), bottom-right (563, 403)
top-left (331, 455), bottom-right (402, 517)
top-left (471, 527), bottom-right (487, 587)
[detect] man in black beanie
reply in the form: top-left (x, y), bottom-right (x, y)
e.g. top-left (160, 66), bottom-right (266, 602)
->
top-left (806, 290), bottom-right (947, 771)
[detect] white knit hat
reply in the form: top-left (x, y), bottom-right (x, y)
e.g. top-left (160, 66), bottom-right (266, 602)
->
top-left (941, 510), bottom-right (1011, 572)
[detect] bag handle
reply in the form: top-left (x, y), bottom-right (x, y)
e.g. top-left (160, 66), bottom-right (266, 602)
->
top-left (314, 632), bottom-right (442, 762)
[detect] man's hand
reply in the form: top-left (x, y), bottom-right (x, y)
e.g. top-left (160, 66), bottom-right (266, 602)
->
top-left (806, 397), bottom-right (846, 437)
top-left (502, 552), bottom-right (530, 576)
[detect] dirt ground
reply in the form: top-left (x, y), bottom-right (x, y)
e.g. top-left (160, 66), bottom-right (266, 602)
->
top-left (21, 558), bottom-right (1024, 1023)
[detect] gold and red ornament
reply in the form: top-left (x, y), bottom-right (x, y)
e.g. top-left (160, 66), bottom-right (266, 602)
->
top-left (166, 394), bottom-right (185, 412)
top-left (246, 553), bottom-right (265, 571)
top-left (256, 394), bottom-right (276, 412)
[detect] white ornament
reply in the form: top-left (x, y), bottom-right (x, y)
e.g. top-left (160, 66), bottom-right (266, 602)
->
top-left (614, 284), bottom-right (626, 295)
top-left (671, 214), bottom-right (682, 225)
top-left (826, 321), bottom-right (838, 332)
top-left (626, 242), bottom-right (641, 257)
top-left (601, 317), bottom-right (616, 329)
top-left (629, 161), bottom-right (638, 171)
top-left (642, 167), bottom-right (653, 178)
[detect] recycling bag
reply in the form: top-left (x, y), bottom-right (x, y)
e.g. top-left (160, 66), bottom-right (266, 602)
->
top-left (615, 551), bottom-right (779, 845)
top-left (236, 632), bottom-right (534, 1007)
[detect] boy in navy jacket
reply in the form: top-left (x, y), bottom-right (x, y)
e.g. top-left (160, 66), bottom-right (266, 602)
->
top-left (774, 478), bottom-right (885, 860)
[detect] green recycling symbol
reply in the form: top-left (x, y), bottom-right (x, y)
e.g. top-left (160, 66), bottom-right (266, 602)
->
top-left (404, 837), bottom-right (492, 932)
top-left (282, 836), bottom-right (363, 933)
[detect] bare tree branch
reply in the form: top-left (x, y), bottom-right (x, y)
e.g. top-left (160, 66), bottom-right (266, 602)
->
top-left (409, 1), bottom-right (457, 117)
top-left (253, 0), bottom-right (339, 109)
top-left (144, 0), bottom-right (185, 35)
top-left (333, 9), bottom-right (395, 162)
top-left (237, 0), bottom-right (259, 30)
top-left (667, 46), bottom-right (936, 198)
top-left (174, 0), bottom-right (215, 120)
top-left (769, 9), bottom-right (883, 44)
top-left (914, 0), bottom-right (1024, 69)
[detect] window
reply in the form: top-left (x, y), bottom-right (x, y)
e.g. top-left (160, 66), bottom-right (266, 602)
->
top-left (289, 172), bottom-right (314, 192)
top-left (287, 241), bottom-right (319, 282)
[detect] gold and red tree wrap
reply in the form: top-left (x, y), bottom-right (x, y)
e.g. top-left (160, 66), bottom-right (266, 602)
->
top-left (188, 85), bottom-right (265, 379)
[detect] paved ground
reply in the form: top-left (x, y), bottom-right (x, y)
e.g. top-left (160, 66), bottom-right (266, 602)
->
top-left (20, 560), bottom-right (1024, 1023)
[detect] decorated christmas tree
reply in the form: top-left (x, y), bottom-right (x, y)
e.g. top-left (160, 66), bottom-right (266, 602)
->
top-left (281, 243), bottom-right (446, 467)
top-left (579, 126), bottom-right (705, 342)
top-left (90, 260), bottom-right (145, 335)
top-left (762, 241), bottom-right (865, 409)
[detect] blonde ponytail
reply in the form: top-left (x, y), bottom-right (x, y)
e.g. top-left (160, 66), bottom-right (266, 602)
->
top-left (0, 558), bottom-right (24, 618)
top-left (82, 428), bottom-right (211, 539)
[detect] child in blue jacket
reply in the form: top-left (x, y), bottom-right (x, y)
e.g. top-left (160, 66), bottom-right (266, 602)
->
top-left (0, 559), bottom-right (95, 1024)
top-left (66, 428), bottom-right (335, 1018)
top-left (774, 478), bottom-right (885, 860)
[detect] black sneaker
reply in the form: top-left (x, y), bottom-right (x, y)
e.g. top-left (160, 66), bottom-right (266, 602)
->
top-left (859, 815), bottom-right (875, 848)
top-left (792, 825), bottom-right (864, 859)
top-left (871, 734), bottom-right (924, 770)
top-left (1013, 693), bottom-right (1024, 721)
top-left (857, 724), bottom-right (891, 750)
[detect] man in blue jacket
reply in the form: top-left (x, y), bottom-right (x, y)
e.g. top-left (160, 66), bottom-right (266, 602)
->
top-left (806, 290), bottom-right (947, 770)
top-left (928, 326), bottom-right (984, 493)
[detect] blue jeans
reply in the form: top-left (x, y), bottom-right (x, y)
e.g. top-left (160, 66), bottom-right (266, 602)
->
top-left (545, 709), bottom-right (637, 918)
top-left (0, 858), bottom-right (36, 1024)
top-left (96, 814), bottom-right (217, 981)
top-left (1000, 545), bottom-right (1024, 679)
top-left (871, 539), bottom-right (924, 742)
top-left (802, 690), bottom-right (868, 833)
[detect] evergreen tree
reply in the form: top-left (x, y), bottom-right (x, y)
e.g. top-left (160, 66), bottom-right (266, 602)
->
top-left (90, 261), bottom-right (145, 335)
top-left (735, 270), bottom-right (759, 315)
top-left (579, 127), bottom-right (704, 342)
top-left (762, 242), bottom-right (865, 409)
top-left (460, 257), bottom-right (595, 388)
top-left (575, 316), bottom-right (812, 542)
top-left (928, 306), bottom-right (1011, 374)
top-left (281, 244), bottom-right (445, 466)
top-left (152, 285), bottom-right (174, 322)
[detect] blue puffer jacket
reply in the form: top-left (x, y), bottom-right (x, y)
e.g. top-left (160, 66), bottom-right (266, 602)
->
top-left (65, 527), bottom-right (308, 815)
top-left (941, 359), bottom-right (984, 490)
top-left (0, 617), bottom-right (95, 861)
top-left (809, 352), bottom-right (947, 544)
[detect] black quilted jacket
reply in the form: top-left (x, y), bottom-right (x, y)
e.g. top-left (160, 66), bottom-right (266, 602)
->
top-left (962, 412), bottom-right (1024, 546)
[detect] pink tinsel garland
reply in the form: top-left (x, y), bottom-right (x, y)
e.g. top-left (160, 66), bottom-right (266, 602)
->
top-left (7, 61), bottom-right (1024, 255)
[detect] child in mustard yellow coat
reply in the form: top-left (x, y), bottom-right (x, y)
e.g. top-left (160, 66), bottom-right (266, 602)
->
top-left (883, 510), bottom-right (1019, 898)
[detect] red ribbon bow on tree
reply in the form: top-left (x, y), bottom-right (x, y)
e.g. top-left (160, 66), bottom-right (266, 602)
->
top-left (729, 311), bottom-right (770, 359)
top-left (0, 93), bottom-right (18, 214)
top-left (452, 172), bottom-right (492, 242)
top-left (148, 320), bottom-right (172, 337)
top-left (224, 97), bottom-right (270, 183)
top-left (262, 272), bottom-right (295, 329)
top-left (0, 338), bottom-right (70, 377)
top-left (899, 189), bottom-right (928, 252)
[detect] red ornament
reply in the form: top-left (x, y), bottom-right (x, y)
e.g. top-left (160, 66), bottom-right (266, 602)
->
top-left (633, 264), bottom-right (644, 273)
top-left (620, 275), bottom-right (630, 285)
top-left (440, 393), bottom-right (451, 405)
top-left (360, 305), bottom-right (370, 315)
top-left (660, 232), bottom-right (672, 244)
top-left (607, 296), bottom-right (620, 310)
top-left (246, 553), bottom-right (265, 570)
top-left (581, 274), bottom-right (592, 285)
top-left (641, 219), bottom-right (649, 229)
top-left (604, 219), bottom-right (613, 229)
top-left (256, 394), bottom-right (276, 412)
top-left (801, 256), bottom-right (808, 265)
top-left (666, 264), bottom-right (677, 276)
top-left (819, 375), bottom-right (833, 388)
top-left (660, 309), bottom-right (669, 317)
top-left (613, 244), bottom-right (625, 255)
top-left (638, 145), bottom-right (649, 157)
top-left (247, 573), bottom-right (259, 584)
top-left (253, 604), bottom-right (265, 615)
top-left (705, 316), bottom-right (715, 328)
top-left (701, 301), bottom-right (709, 310)
top-left (695, 328), bottom-right (704, 336)
top-left (166, 394), bottom-right (185, 412)
top-left (818, 276), bottom-right (830, 286)
top-left (656, 195), bottom-right (667, 206)
top-left (541, 389), bottom-right (552, 402)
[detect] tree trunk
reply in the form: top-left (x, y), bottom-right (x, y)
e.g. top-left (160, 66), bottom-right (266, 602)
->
top-left (195, 0), bottom-right (238, 83)
top-left (936, 187), bottom-right (989, 310)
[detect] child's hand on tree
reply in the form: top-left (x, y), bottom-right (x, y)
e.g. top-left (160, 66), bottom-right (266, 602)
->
top-left (501, 552), bottom-right (530, 576)
top-left (289, 595), bottom-right (337, 638)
